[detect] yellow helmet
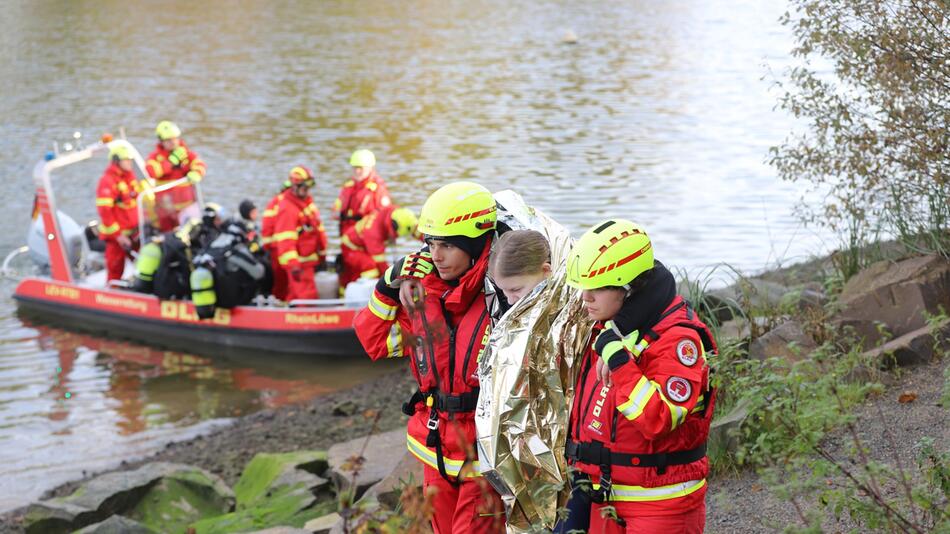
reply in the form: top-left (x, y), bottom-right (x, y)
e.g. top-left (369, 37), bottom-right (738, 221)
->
top-left (417, 181), bottom-right (496, 238)
top-left (108, 144), bottom-right (133, 160)
top-left (566, 219), bottom-right (654, 290)
top-left (349, 149), bottom-right (376, 168)
top-left (155, 121), bottom-right (182, 141)
top-left (390, 207), bottom-right (418, 238)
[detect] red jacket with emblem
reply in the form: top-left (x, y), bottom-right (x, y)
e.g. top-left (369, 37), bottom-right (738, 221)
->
top-left (354, 242), bottom-right (493, 476)
top-left (569, 297), bottom-right (716, 512)
top-left (95, 164), bottom-right (140, 240)
top-left (260, 191), bottom-right (286, 252)
top-left (145, 141), bottom-right (206, 208)
top-left (272, 193), bottom-right (328, 271)
top-left (333, 172), bottom-right (391, 236)
top-left (342, 205), bottom-right (398, 274)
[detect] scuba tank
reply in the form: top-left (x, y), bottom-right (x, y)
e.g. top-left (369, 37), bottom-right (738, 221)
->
top-left (190, 267), bottom-right (216, 319)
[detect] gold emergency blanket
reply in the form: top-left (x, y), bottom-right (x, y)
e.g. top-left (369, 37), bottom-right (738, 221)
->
top-left (476, 190), bottom-right (592, 532)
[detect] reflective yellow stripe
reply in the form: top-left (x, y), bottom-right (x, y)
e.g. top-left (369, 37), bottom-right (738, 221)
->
top-left (656, 383), bottom-right (689, 430)
top-left (299, 253), bottom-right (318, 264)
top-left (262, 208), bottom-right (279, 217)
top-left (371, 254), bottom-right (386, 262)
top-left (261, 236), bottom-right (273, 245)
top-left (385, 324), bottom-right (403, 358)
top-left (278, 250), bottom-right (299, 265)
top-left (406, 434), bottom-right (478, 478)
top-left (98, 222), bottom-right (120, 235)
top-left (630, 338), bottom-right (650, 357)
top-left (147, 160), bottom-right (164, 177)
top-left (593, 479), bottom-right (706, 502)
top-left (272, 231), bottom-right (298, 243)
top-left (341, 235), bottom-right (361, 251)
top-left (617, 375), bottom-right (655, 421)
top-left (96, 198), bottom-right (114, 207)
top-left (368, 292), bottom-right (397, 321)
top-left (360, 268), bottom-right (380, 278)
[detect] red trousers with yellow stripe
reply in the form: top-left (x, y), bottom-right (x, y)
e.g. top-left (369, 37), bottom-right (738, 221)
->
top-left (589, 498), bottom-right (705, 533)
top-left (423, 465), bottom-right (504, 534)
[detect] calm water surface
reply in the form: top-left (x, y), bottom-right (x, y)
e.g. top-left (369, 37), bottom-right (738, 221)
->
top-left (0, 0), bottom-right (823, 512)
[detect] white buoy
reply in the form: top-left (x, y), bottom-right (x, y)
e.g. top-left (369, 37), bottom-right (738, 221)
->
top-left (562, 29), bottom-right (578, 45)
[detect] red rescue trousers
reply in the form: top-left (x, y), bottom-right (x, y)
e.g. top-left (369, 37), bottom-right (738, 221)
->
top-left (423, 465), bottom-right (505, 534)
top-left (286, 265), bottom-right (316, 301)
top-left (338, 248), bottom-right (379, 290)
top-left (589, 500), bottom-right (705, 534)
top-left (105, 240), bottom-right (135, 281)
top-left (270, 254), bottom-right (288, 301)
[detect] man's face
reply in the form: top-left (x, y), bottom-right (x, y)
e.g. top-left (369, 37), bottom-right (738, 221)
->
top-left (293, 184), bottom-right (310, 199)
top-left (351, 166), bottom-right (373, 181)
top-left (118, 159), bottom-right (134, 172)
top-left (428, 240), bottom-right (471, 281)
top-left (161, 138), bottom-right (179, 151)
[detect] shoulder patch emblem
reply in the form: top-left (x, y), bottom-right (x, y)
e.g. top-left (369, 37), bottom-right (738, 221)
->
top-left (666, 376), bottom-right (692, 403)
top-left (676, 339), bottom-right (699, 367)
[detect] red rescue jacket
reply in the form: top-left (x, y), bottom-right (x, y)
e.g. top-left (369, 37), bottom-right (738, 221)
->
top-left (333, 171), bottom-right (391, 236)
top-left (145, 141), bottom-right (206, 209)
top-left (95, 164), bottom-right (140, 239)
top-left (569, 297), bottom-right (716, 513)
top-left (272, 193), bottom-right (328, 271)
top-left (354, 241), bottom-right (493, 478)
top-left (260, 191), bottom-right (286, 252)
top-left (341, 205), bottom-right (398, 275)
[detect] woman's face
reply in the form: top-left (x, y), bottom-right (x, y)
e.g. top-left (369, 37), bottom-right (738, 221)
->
top-left (494, 263), bottom-right (551, 304)
top-left (580, 287), bottom-right (626, 321)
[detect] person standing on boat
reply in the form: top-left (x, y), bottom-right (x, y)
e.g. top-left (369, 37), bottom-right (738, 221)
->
top-left (332, 149), bottom-right (391, 237)
top-left (563, 219), bottom-right (716, 534)
top-left (260, 178), bottom-right (292, 300)
top-left (272, 166), bottom-right (328, 301)
top-left (354, 181), bottom-right (505, 534)
top-left (96, 144), bottom-right (141, 281)
top-left (338, 205), bottom-right (418, 290)
top-left (145, 121), bottom-right (206, 233)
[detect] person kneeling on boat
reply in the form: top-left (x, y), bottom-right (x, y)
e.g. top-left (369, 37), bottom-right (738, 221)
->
top-left (191, 218), bottom-right (269, 319)
top-left (272, 166), bottom-right (328, 301)
top-left (132, 203), bottom-right (226, 299)
top-left (354, 181), bottom-right (505, 534)
top-left (146, 121), bottom-right (207, 233)
top-left (96, 144), bottom-right (142, 281)
top-left (339, 205), bottom-right (418, 291)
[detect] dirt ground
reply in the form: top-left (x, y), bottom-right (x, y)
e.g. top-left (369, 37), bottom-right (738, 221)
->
top-left (1, 355), bottom-right (946, 533)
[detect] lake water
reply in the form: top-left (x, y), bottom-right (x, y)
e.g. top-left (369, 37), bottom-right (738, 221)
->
top-left (0, 0), bottom-right (825, 512)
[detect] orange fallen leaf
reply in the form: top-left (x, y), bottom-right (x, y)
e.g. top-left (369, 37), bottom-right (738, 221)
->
top-left (898, 391), bottom-right (918, 404)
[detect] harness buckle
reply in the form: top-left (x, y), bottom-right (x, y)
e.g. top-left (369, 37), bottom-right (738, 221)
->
top-left (426, 410), bottom-right (440, 431)
top-left (592, 467), bottom-right (612, 504)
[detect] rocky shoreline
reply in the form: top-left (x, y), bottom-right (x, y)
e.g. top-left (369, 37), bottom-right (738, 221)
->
top-left (3, 248), bottom-right (948, 533)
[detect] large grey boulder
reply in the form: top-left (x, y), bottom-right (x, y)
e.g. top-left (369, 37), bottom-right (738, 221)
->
top-left (359, 449), bottom-right (424, 510)
top-left (864, 318), bottom-right (950, 368)
top-left (705, 279), bottom-right (790, 321)
top-left (304, 512), bottom-right (343, 534)
top-left (748, 320), bottom-right (817, 362)
top-left (73, 515), bottom-right (155, 533)
top-left (708, 400), bottom-right (749, 459)
top-left (835, 255), bottom-right (950, 346)
top-left (24, 462), bottom-right (233, 534)
top-left (327, 428), bottom-right (408, 498)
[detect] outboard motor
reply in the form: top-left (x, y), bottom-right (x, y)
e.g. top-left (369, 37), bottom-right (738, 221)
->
top-left (27, 210), bottom-right (86, 272)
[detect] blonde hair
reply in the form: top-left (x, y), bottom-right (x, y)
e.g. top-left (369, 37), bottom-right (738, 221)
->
top-left (490, 230), bottom-right (551, 279)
